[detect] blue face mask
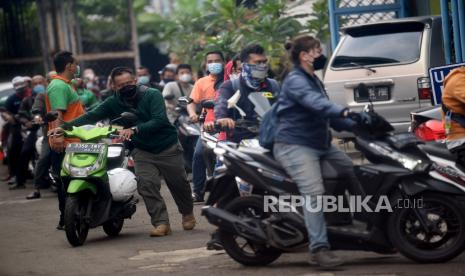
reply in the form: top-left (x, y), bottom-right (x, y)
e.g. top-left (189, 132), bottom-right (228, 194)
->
top-left (138, 76), bottom-right (150, 85)
top-left (207, 63), bottom-right (223, 75)
top-left (32, 84), bottom-right (45, 94)
top-left (241, 63), bottom-right (268, 89)
top-left (86, 82), bottom-right (94, 89)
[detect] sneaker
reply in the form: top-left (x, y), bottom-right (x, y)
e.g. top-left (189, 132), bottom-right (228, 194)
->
top-left (150, 224), bottom-right (171, 237)
top-left (7, 176), bottom-right (16, 185)
top-left (310, 247), bottom-right (343, 268)
top-left (192, 193), bottom-right (204, 204)
top-left (206, 230), bottom-right (223, 250)
top-left (26, 191), bottom-right (41, 200)
top-left (182, 213), bottom-right (196, 230)
top-left (8, 183), bottom-right (25, 190)
top-left (56, 218), bottom-right (65, 230)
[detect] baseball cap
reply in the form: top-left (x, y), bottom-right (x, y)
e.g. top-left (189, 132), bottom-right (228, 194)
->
top-left (12, 76), bottom-right (27, 89)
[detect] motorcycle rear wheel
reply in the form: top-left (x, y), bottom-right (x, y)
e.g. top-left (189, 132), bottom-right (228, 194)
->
top-left (64, 196), bottom-right (89, 247)
top-left (387, 193), bottom-right (465, 263)
top-left (219, 196), bottom-right (282, 266)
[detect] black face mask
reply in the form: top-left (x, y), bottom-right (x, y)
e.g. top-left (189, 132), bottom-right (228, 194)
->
top-left (16, 87), bottom-right (26, 95)
top-left (313, 54), bottom-right (327, 71)
top-left (118, 84), bottom-right (137, 99)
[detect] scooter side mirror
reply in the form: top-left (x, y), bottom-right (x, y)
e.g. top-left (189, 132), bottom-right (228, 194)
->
top-left (120, 112), bottom-right (138, 124)
top-left (201, 100), bottom-right (215, 109)
top-left (45, 111), bottom-right (59, 122)
top-left (178, 96), bottom-right (192, 105)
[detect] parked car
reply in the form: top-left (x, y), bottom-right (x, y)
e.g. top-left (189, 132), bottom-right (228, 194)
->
top-left (324, 16), bottom-right (445, 138)
top-left (0, 82), bottom-right (15, 129)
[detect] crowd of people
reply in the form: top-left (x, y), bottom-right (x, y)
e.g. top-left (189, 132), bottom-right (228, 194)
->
top-left (2, 34), bottom-right (363, 267)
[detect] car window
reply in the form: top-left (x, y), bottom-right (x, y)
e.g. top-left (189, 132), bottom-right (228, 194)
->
top-left (332, 27), bottom-right (423, 68)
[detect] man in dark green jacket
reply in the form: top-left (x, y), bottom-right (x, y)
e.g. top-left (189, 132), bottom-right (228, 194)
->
top-left (56, 67), bottom-right (195, 237)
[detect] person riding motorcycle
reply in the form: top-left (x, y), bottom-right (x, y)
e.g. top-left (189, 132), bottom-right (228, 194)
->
top-left (205, 44), bottom-right (280, 250)
top-left (441, 66), bottom-right (465, 166)
top-left (212, 44), bottom-right (280, 142)
top-left (273, 35), bottom-right (361, 268)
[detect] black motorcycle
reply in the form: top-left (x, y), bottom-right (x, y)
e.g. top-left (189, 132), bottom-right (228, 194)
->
top-left (202, 91), bottom-right (465, 266)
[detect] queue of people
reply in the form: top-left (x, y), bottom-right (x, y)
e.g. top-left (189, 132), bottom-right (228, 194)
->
top-left (2, 34), bottom-right (353, 267)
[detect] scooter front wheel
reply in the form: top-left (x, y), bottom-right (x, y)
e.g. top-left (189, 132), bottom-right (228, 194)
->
top-left (387, 193), bottom-right (465, 263)
top-left (64, 196), bottom-right (89, 247)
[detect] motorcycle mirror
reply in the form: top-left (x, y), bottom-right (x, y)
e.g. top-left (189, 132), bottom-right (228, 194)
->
top-left (178, 96), bottom-right (192, 105)
top-left (120, 112), bottom-right (138, 124)
top-left (201, 99), bottom-right (215, 109)
top-left (164, 94), bottom-right (175, 101)
top-left (45, 111), bottom-right (59, 122)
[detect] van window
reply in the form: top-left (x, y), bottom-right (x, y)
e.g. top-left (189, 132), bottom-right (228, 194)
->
top-left (332, 24), bottom-right (423, 68)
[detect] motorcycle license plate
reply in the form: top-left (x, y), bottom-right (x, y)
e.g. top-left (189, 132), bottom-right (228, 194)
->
top-left (66, 143), bottom-right (105, 153)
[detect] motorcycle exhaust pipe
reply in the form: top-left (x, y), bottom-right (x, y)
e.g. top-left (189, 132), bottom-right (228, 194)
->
top-left (201, 206), bottom-right (268, 243)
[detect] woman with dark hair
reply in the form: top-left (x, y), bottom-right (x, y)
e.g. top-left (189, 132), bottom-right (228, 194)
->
top-left (273, 35), bottom-right (359, 267)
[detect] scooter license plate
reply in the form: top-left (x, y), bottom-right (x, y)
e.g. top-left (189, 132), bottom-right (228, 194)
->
top-left (66, 143), bottom-right (105, 153)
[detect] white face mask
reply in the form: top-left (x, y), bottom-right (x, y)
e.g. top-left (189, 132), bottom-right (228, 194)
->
top-left (179, 73), bottom-right (192, 83)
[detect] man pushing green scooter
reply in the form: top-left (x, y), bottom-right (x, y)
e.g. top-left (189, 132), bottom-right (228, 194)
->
top-left (49, 67), bottom-right (195, 247)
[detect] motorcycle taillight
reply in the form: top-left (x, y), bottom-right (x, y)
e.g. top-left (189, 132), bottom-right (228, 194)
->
top-left (414, 120), bottom-right (445, 141)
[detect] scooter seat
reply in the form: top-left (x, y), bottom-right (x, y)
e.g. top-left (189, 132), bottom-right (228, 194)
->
top-left (419, 142), bottom-right (456, 162)
top-left (237, 148), bottom-right (339, 179)
top-left (238, 147), bottom-right (287, 174)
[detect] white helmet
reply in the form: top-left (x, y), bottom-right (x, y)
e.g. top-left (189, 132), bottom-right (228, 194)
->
top-left (108, 168), bottom-right (137, 202)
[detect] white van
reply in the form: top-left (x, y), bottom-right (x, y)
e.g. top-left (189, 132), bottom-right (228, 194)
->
top-left (324, 16), bottom-right (445, 137)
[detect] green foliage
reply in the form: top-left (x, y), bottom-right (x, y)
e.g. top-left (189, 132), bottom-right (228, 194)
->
top-left (137, 0), bottom-right (310, 75)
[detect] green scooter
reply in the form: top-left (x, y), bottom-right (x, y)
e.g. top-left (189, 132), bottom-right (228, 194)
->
top-left (48, 112), bottom-right (139, 246)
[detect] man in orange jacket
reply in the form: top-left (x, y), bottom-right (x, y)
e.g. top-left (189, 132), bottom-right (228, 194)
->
top-left (442, 67), bottom-right (465, 165)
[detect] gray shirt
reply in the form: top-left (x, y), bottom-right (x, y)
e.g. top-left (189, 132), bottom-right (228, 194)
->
top-left (162, 81), bottom-right (193, 123)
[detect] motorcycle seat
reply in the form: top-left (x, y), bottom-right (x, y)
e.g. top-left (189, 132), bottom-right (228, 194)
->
top-left (237, 148), bottom-right (340, 179)
top-left (238, 147), bottom-right (287, 174)
top-left (419, 142), bottom-right (456, 162)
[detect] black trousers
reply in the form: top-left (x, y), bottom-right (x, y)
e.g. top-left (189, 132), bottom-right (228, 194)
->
top-left (33, 137), bottom-right (52, 189)
top-left (50, 151), bottom-right (66, 221)
top-left (16, 130), bottom-right (38, 186)
top-left (7, 124), bottom-right (23, 180)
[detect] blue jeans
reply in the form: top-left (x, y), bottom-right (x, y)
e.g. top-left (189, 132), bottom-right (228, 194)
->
top-left (192, 137), bottom-right (206, 198)
top-left (273, 143), bottom-right (354, 252)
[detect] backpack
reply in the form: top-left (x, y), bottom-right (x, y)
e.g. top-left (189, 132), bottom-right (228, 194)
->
top-left (258, 102), bottom-right (279, 150)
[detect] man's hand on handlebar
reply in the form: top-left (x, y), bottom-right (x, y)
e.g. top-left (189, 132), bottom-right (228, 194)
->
top-left (189, 114), bottom-right (199, 123)
top-left (217, 118), bottom-right (235, 130)
top-left (203, 121), bottom-right (217, 133)
top-left (118, 128), bottom-right (134, 141)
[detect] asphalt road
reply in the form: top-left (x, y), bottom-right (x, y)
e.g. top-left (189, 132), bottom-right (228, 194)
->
top-left (1, 166), bottom-right (465, 276)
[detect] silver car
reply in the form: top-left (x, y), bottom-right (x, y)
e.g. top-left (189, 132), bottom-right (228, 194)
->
top-left (324, 16), bottom-right (444, 138)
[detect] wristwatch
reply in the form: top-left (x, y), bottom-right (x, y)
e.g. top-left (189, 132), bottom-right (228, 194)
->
top-left (130, 126), bottom-right (138, 133)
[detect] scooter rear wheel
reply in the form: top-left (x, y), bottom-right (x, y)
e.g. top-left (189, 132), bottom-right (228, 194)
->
top-left (219, 196), bottom-right (282, 266)
top-left (64, 196), bottom-right (89, 247)
top-left (387, 193), bottom-right (465, 263)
